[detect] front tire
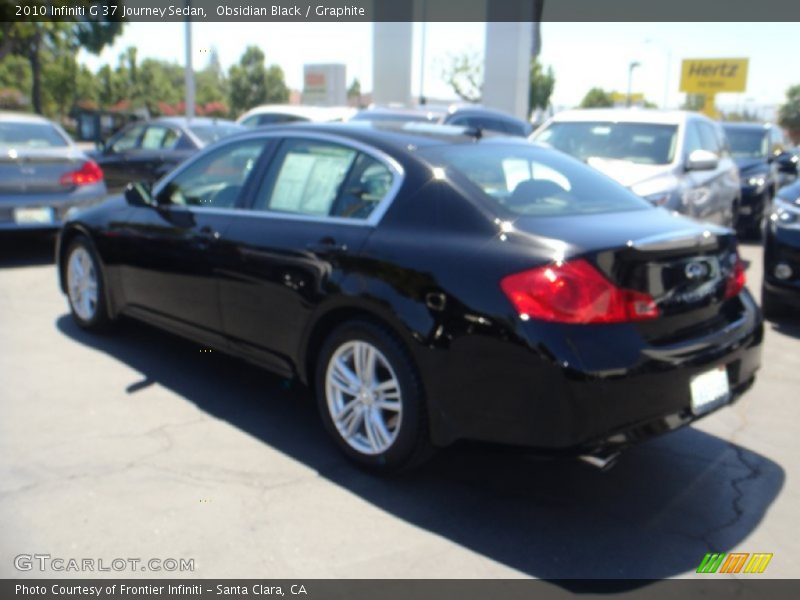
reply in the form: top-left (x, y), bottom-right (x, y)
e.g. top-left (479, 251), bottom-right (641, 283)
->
top-left (315, 320), bottom-right (433, 472)
top-left (64, 236), bottom-right (112, 331)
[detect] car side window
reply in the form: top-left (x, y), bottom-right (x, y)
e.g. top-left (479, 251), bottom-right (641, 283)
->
top-left (141, 126), bottom-right (170, 150)
top-left (697, 122), bottom-right (721, 154)
top-left (161, 128), bottom-right (180, 149)
top-left (157, 139), bottom-right (266, 209)
top-left (110, 125), bottom-right (144, 153)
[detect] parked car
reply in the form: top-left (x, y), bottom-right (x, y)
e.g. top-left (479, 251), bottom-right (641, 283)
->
top-left (93, 117), bottom-right (244, 192)
top-left (441, 105), bottom-right (533, 137)
top-left (352, 105), bottom-right (533, 137)
top-left (762, 179), bottom-right (800, 319)
top-left (0, 111), bottom-right (107, 232)
top-left (237, 105), bottom-right (356, 127)
top-left (721, 122), bottom-right (797, 237)
top-left (350, 106), bottom-right (444, 125)
top-left (532, 109), bottom-right (740, 227)
top-left (56, 123), bottom-right (762, 472)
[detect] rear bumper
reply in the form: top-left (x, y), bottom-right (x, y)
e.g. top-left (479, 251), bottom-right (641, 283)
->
top-left (422, 290), bottom-right (763, 452)
top-left (0, 186), bottom-right (107, 232)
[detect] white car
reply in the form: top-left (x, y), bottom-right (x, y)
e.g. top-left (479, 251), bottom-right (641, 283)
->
top-left (236, 105), bottom-right (356, 127)
top-left (531, 109), bottom-right (740, 226)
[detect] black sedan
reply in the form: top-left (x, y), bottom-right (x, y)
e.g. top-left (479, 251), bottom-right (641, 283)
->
top-left (722, 122), bottom-right (797, 237)
top-left (763, 179), bottom-right (800, 319)
top-left (56, 124), bottom-right (763, 471)
top-left (93, 117), bottom-right (244, 192)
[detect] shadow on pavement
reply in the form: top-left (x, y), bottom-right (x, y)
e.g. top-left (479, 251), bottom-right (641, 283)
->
top-left (57, 315), bottom-right (784, 584)
top-left (0, 233), bottom-right (56, 269)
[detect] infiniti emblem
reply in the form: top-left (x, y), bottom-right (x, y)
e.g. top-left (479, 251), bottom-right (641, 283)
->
top-left (685, 261), bottom-right (710, 280)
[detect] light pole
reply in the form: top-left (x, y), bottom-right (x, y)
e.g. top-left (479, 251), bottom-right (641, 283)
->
top-left (645, 38), bottom-right (672, 109)
top-left (626, 61), bottom-right (641, 108)
top-left (184, 1), bottom-right (195, 120)
top-left (418, 2), bottom-right (427, 106)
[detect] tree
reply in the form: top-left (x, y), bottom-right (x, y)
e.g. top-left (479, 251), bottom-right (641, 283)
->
top-left (196, 47), bottom-right (229, 110)
top-left (529, 58), bottom-right (555, 114)
top-left (0, 6), bottom-right (123, 114)
top-left (580, 87), bottom-right (614, 108)
top-left (347, 78), bottom-right (362, 100)
top-left (681, 94), bottom-right (706, 112)
top-left (442, 52), bottom-right (483, 103)
top-left (778, 85), bottom-right (800, 144)
top-left (228, 46), bottom-right (288, 116)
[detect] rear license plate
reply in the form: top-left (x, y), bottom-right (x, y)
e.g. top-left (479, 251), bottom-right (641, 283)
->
top-left (690, 366), bottom-right (730, 415)
top-left (739, 206), bottom-right (753, 215)
top-left (14, 207), bottom-right (54, 225)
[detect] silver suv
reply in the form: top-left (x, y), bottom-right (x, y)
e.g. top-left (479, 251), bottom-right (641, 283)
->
top-left (531, 109), bottom-right (740, 227)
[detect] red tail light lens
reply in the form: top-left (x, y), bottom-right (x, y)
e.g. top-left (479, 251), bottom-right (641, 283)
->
top-left (500, 259), bottom-right (659, 324)
top-left (724, 253), bottom-right (746, 299)
top-left (59, 161), bottom-right (104, 186)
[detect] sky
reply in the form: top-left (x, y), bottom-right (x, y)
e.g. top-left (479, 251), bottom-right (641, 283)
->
top-left (77, 21), bottom-right (798, 113)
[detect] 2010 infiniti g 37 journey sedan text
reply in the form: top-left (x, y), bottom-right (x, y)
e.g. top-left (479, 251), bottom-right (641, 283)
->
top-left (56, 123), bottom-right (763, 472)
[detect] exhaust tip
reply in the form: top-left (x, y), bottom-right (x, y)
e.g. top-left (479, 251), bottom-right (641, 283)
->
top-left (578, 451), bottom-right (621, 471)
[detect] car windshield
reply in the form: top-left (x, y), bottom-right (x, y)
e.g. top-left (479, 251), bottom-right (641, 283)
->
top-left (535, 121), bottom-right (678, 165)
top-left (0, 121), bottom-right (69, 148)
top-left (724, 128), bottom-right (769, 158)
top-left (189, 123), bottom-right (245, 145)
top-left (419, 142), bottom-right (653, 217)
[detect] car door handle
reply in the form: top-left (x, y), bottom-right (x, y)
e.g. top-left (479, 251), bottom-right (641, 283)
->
top-left (194, 226), bottom-right (221, 248)
top-left (306, 238), bottom-right (348, 254)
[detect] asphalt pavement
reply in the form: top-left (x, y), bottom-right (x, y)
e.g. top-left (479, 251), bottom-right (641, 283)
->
top-left (0, 234), bottom-right (798, 581)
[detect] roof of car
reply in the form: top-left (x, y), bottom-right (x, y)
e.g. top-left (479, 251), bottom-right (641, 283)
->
top-left (0, 111), bottom-right (54, 124)
top-left (225, 121), bottom-right (519, 154)
top-left (445, 105), bottom-right (526, 121)
top-left (547, 108), bottom-right (704, 125)
top-left (237, 104), bottom-right (353, 122)
top-left (719, 121), bottom-right (775, 130)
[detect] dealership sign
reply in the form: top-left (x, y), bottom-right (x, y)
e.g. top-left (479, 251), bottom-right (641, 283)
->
top-left (680, 58), bottom-right (749, 93)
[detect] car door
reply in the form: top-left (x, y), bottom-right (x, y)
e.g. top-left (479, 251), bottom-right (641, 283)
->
top-left (697, 120), bottom-right (736, 225)
top-left (219, 135), bottom-right (400, 374)
top-left (115, 137), bottom-right (270, 343)
top-left (96, 123), bottom-right (146, 191)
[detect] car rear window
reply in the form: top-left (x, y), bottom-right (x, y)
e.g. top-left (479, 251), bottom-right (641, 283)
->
top-left (419, 142), bottom-right (653, 217)
top-left (535, 121), bottom-right (678, 165)
top-left (0, 121), bottom-right (69, 148)
top-left (189, 123), bottom-right (245, 144)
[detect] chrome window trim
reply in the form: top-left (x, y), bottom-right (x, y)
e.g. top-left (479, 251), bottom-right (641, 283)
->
top-left (152, 130), bottom-right (406, 228)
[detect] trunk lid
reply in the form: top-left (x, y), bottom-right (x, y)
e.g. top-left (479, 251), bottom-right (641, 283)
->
top-left (512, 208), bottom-right (741, 343)
top-left (0, 148), bottom-right (84, 195)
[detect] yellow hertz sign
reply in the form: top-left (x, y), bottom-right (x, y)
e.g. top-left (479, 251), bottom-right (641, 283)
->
top-left (680, 58), bottom-right (749, 93)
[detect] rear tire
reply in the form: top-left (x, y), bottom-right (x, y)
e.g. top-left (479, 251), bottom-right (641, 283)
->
top-left (314, 319), bottom-right (433, 472)
top-left (64, 236), bottom-right (112, 331)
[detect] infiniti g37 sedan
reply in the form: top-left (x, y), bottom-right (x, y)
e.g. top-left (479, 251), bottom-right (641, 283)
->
top-left (1, 111), bottom-right (107, 232)
top-left (56, 123), bottom-right (763, 471)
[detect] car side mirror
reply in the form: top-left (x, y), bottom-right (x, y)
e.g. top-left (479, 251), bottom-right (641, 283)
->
top-left (775, 151), bottom-right (799, 174)
top-left (685, 149), bottom-right (719, 171)
top-left (124, 182), bottom-right (155, 208)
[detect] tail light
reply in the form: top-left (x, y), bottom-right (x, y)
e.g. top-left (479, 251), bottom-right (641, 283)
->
top-left (500, 258), bottom-right (659, 324)
top-left (724, 252), bottom-right (746, 299)
top-left (59, 161), bottom-right (104, 186)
